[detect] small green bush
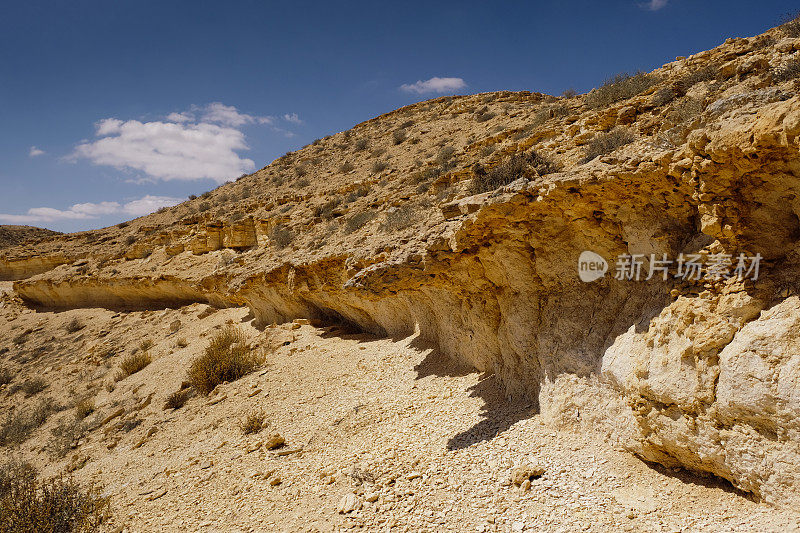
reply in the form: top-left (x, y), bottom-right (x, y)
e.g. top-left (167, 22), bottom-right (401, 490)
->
top-left (187, 327), bottom-right (260, 395)
top-left (354, 138), bottom-right (369, 151)
top-left (372, 160), bottom-right (388, 173)
top-left (586, 72), bottom-right (658, 109)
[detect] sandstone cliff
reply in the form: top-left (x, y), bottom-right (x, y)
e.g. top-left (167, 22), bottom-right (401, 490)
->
top-left (3, 22), bottom-right (800, 509)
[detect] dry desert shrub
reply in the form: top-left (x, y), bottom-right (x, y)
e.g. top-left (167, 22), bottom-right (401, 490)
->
top-left (0, 367), bottom-right (13, 386)
top-left (239, 411), bottom-right (266, 435)
top-left (64, 318), bottom-right (84, 333)
top-left (780, 11), bottom-right (800, 37)
top-left (0, 460), bottom-right (110, 531)
top-left (188, 326), bottom-right (260, 395)
top-left (344, 210), bottom-right (377, 234)
top-left (582, 127), bottom-right (636, 163)
top-left (164, 389), bottom-right (190, 410)
top-left (269, 224), bottom-right (295, 248)
top-left (774, 58), bottom-right (800, 82)
top-left (115, 352), bottom-right (151, 381)
top-left (73, 398), bottom-right (95, 421)
top-left (474, 105), bottom-right (496, 122)
top-left (380, 206), bottom-right (418, 232)
top-left (392, 128), bottom-right (407, 145)
top-left (0, 398), bottom-right (58, 447)
top-left (586, 71), bottom-right (658, 109)
top-left (470, 151), bottom-right (558, 193)
top-left (20, 378), bottom-right (47, 398)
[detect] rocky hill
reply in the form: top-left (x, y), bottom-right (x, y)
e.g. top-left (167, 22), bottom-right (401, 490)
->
top-left (2, 19), bottom-right (800, 531)
top-left (0, 225), bottom-right (59, 250)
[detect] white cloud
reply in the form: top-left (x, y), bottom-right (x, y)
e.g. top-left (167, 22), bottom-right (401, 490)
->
top-left (29, 146), bottom-right (45, 157)
top-left (122, 195), bottom-right (182, 216)
top-left (200, 102), bottom-right (273, 127)
top-left (399, 77), bottom-right (467, 94)
top-left (0, 195), bottom-right (183, 224)
top-left (643, 0), bottom-right (668, 10)
top-left (166, 111), bottom-right (193, 123)
top-left (283, 113), bottom-right (302, 125)
top-left (72, 118), bottom-right (255, 182)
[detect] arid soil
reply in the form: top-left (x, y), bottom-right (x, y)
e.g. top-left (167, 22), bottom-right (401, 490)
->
top-left (2, 18), bottom-right (800, 532)
top-left (1, 291), bottom-right (799, 531)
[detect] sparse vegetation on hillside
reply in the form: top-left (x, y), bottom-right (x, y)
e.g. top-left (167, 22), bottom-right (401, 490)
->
top-left (74, 398), bottom-right (95, 420)
top-left (774, 58), bottom-right (800, 81)
top-left (0, 398), bottom-right (58, 447)
top-left (115, 352), bottom-right (152, 381)
top-left (65, 318), bottom-right (84, 333)
top-left (582, 127), bottom-right (636, 163)
top-left (164, 389), bottom-right (191, 410)
top-left (586, 72), bottom-right (658, 109)
top-left (239, 410), bottom-right (266, 435)
top-left (470, 151), bottom-right (558, 193)
top-left (269, 224), bottom-right (295, 248)
top-left (187, 326), bottom-right (261, 395)
top-left (392, 129), bottom-right (408, 145)
top-left (780, 11), bottom-right (800, 37)
top-left (345, 210), bottom-right (377, 234)
top-left (0, 460), bottom-right (110, 531)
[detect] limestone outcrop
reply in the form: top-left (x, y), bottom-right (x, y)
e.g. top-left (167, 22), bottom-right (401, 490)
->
top-left (3, 22), bottom-right (800, 505)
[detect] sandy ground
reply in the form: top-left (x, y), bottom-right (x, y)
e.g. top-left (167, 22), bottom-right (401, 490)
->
top-left (1, 300), bottom-right (799, 532)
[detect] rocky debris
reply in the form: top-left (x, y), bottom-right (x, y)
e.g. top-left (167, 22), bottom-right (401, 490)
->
top-left (510, 464), bottom-right (545, 487)
top-left (264, 434), bottom-right (285, 450)
top-left (338, 493), bottom-right (362, 514)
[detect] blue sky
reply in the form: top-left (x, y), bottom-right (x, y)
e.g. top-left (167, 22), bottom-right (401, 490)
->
top-left (0, 0), bottom-right (796, 232)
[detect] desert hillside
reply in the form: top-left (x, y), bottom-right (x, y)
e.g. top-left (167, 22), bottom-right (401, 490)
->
top-left (0, 225), bottom-right (59, 250)
top-left (2, 18), bottom-right (800, 531)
